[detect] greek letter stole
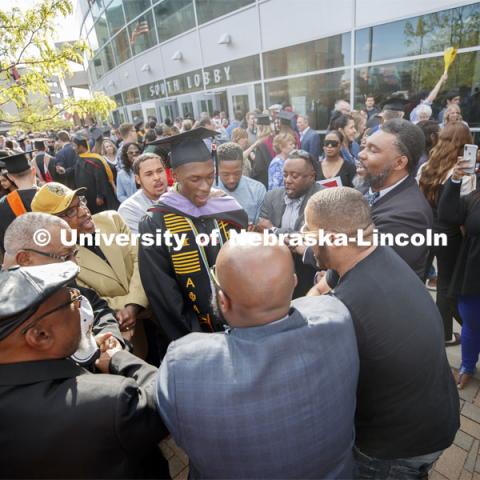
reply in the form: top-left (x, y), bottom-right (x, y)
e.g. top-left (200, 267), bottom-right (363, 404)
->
top-left (163, 213), bottom-right (233, 332)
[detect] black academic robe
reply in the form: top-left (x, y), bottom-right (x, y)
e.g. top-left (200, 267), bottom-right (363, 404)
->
top-left (0, 188), bottom-right (37, 253)
top-left (138, 200), bottom-right (248, 343)
top-left (74, 155), bottom-right (119, 214)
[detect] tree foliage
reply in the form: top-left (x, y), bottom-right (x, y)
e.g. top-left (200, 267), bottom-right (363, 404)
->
top-left (0, 0), bottom-right (116, 129)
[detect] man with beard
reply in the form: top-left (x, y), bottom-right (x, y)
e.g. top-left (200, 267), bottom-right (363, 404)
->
top-left (257, 150), bottom-right (322, 297)
top-left (155, 233), bottom-right (359, 479)
top-left (216, 142), bottom-right (266, 225)
top-left (310, 119), bottom-right (433, 293)
top-left (303, 187), bottom-right (458, 479)
top-left (138, 128), bottom-right (248, 342)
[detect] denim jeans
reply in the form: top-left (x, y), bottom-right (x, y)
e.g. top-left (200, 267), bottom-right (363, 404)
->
top-left (354, 447), bottom-right (443, 479)
top-left (459, 295), bottom-right (480, 373)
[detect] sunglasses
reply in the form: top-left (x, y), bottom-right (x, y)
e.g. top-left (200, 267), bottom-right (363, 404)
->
top-left (324, 140), bottom-right (340, 148)
top-left (21, 288), bottom-right (83, 335)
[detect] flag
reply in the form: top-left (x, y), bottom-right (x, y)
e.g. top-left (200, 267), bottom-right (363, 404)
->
top-left (444, 47), bottom-right (457, 74)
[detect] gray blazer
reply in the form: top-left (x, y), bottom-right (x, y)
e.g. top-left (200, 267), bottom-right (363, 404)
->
top-left (259, 183), bottom-right (324, 233)
top-left (156, 295), bottom-right (359, 479)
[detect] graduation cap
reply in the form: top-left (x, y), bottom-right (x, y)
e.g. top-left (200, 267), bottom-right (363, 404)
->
top-left (33, 138), bottom-right (49, 150)
top-left (90, 127), bottom-right (104, 142)
top-left (256, 114), bottom-right (271, 126)
top-left (0, 151), bottom-right (31, 174)
top-left (278, 110), bottom-right (296, 126)
top-left (380, 96), bottom-right (409, 112)
top-left (149, 127), bottom-right (218, 168)
top-left (72, 132), bottom-right (89, 146)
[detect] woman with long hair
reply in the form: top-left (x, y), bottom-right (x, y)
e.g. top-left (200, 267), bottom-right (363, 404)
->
top-left (268, 132), bottom-right (295, 190)
top-left (117, 142), bottom-right (141, 202)
top-left (418, 122), bottom-right (476, 350)
top-left (0, 172), bottom-right (16, 198)
top-left (318, 130), bottom-right (356, 187)
top-left (101, 138), bottom-right (118, 183)
top-left (251, 117), bottom-right (275, 188)
top-left (329, 112), bottom-right (359, 163)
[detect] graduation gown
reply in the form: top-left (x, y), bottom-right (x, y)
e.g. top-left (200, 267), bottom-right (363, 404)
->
top-left (0, 188), bottom-right (37, 252)
top-left (74, 154), bottom-right (119, 214)
top-left (138, 190), bottom-right (248, 342)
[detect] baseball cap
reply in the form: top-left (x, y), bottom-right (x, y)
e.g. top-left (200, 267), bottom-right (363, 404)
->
top-left (31, 182), bottom-right (86, 215)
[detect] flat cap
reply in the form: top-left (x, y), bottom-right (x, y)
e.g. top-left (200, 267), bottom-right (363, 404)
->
top-left (0, 262), bottom-right (79, 340)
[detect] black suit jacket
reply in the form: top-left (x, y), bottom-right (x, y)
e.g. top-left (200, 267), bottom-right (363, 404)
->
top-left (260, 182), bottom-right (324, 233)
top-left (0, 351), bottom-right (169, 479)
top-left (371, 175), bottom-right (433, 279)
top-left (260, 183), bottom-right (323, 298)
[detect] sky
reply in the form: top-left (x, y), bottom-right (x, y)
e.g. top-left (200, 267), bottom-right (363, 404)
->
top-left (0, 0), bottom-right (81, 42)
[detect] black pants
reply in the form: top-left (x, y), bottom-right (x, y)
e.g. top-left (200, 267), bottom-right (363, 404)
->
top-left (431, 234), bottom-right (463, 340)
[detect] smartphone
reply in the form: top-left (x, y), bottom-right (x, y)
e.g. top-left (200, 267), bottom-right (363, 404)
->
top-left (463, 144), bottom-right (478, 174)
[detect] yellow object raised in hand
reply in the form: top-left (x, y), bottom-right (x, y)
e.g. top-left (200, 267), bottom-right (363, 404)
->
top-left (444, 47), bottom-right (458, 74)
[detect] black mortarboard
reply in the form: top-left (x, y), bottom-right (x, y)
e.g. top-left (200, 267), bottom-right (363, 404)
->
top-left (134, 117), bottom-right (144, 129)
top-left (0, 262), bottom-right (79, 341)
top-left (72, 133), bottom-right (89, 146)
top-left (278, 110), bottom-right (295, 126)
top-left (90, 128), bottom-right (104, 142)
top-left (149, 127), bottom-right (218, 168)
top-left (0, 151), bottom-right (31, 174)
top-left (256, 114), bottom-right (271, 126)
top-left (380, 96), bottom-right (409, 112)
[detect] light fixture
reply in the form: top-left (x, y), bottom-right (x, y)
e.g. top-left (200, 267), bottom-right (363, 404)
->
top-left (218, 33), bottom-right (231, 45)
top-left (141, 63), bottom-right (151, 72)
top-left (171, 50), bottom-right (183, 61)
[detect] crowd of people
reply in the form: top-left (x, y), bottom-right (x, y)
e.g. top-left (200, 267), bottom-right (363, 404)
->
top-left (0, 70), bottom-right (479, 479)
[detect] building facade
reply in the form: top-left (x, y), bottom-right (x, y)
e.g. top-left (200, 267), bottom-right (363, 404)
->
top-left (80, 0), bottom-right (480, 131)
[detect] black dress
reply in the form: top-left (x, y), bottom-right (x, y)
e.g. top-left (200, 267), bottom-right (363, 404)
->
top-left (438, 178), bottom-right (480, 297)
top-left (317, 158), bottom-right (356, 187)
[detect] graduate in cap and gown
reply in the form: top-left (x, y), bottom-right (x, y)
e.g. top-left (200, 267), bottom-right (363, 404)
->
top-left (0, 150), bottom-right (38, 252)
top-left (138, 127), bottom-right (248, 342)
top-left (72, 133), bottom-right (119, 214)
top-left (251, 113), bottom-right (275, 189)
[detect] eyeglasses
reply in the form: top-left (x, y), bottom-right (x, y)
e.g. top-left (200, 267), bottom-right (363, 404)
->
top-left (58, 196), bottom-right (87, 219)
top-left (21, 247), bottom-right (79, 263)
top-left (324, 140), bottom-right (340, 147)
top-left (210, 264), bottom-right (221, 291)
top-left (21, 288), bottom-right (83, 335)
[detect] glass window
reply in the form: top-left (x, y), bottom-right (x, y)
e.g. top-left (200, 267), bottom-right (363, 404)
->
top-left (114, 94), bottom-right (123, 106)
top-left (265, 70), bottom-right (351, 130)
top-left (88, 28), bottom-right (99, 53)
top-left (94, 13), bottom-right (109, 47)
top-left (195, 0), bottom-right (254, 24)
top-left (263, 32), bottom-right (351, 79)
top-left (112, 28), bottom-right (131, 64)
top-left (93, 52), bottom-right (105, 79)
top-left (180, 101), bottom-right (194, 117)
top-left (354, 51), bottom-right (480, 126)
top-left (123, 88), bottom-right (141, 105)
top-left (129, 109), bottom-right (144, 122)
top-left (90, 0), bottom-right (104, 20)
top-left (128, 11), bottom-right (157, 55)
top-left (105, 0), bottom-right (125, 35)
top-left (104, 43), bottom-right (116, 71)
top-left (355, 3), bottom-right (480, 64)
top-left (154, 0), bottom-right (195, 43)
top-left (123, 0), bottom-right (151, 23)
top-left (254, 83), bottom-right (263, 111)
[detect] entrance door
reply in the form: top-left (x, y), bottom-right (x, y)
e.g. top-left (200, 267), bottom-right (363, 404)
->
top-left (195, 91), bottom-right (228, 117)
top-left (227, 85), bottom-right (255, 120)
top-left (127, 104), bottom-right (144, 123)
top-left (142, 102), bottom-right (157, 123)
top-left (177, 94), bottom-right (195, 118)
top-left (156, 99), bottom-right (179, 123)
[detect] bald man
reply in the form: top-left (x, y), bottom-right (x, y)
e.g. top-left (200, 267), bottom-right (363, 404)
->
top-left (152, 233), bottom-right (359, 479)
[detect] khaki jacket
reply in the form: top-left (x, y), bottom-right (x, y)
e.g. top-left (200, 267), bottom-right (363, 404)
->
top-left (77, 210), bottom-right (148, 310)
